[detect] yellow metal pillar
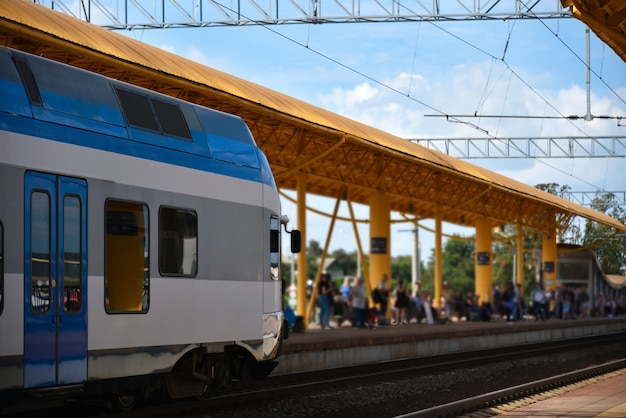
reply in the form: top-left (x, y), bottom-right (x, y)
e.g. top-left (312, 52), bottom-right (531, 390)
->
top-left (516, 224), bottom-right (524, 289)
top-left (542, 231), bottom-right (557, 290)
top-left (305, 191), bottom-right (342, 326)
top-left (296, 172), bottom-right (307, 319)
top-left (434, 214), bottom-right (443, 309)
top-left (475, 218), bottom-right (493, 303)
top-left (369, 191), bottom-right (391, 317)
top-left (347, 199), bottom-right (368, 282)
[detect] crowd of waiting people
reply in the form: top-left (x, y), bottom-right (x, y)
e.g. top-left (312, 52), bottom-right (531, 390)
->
top-left (290, 274), bottom-right (626, 330)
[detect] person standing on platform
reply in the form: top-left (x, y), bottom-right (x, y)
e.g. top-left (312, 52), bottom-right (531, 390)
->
top-left (317, 273), bottom-right (332, 330)
top-left (502, 283), bottom-right (517, 324)
top-left (562, 292), bottom-right (572, 319)
top-left (515, 283), bottom-right (525, 320)
top-left (531, 283), bottom-right (546, 321)
top-left (377, 274), bottom-right (391, 326)
top-left (411, 281), bottom-right (425, 323)
top-left (393, 280), bottom-right (410, 324)
top-left (492, 285), bottom-right (503, 320)
top-left (350, 278), bottom-right (367, 328)
top-left (441, 281), bottom-right (455, 321)
top-left (578, 287), bottom-right (590, 318)
top-left (554, 284), bottom-right (564, 319)
top-left (340, 277), bottom-right (353, 304)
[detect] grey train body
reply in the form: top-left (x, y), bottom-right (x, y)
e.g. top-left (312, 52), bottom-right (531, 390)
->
top-left (0, 47), bottom-right (290, 406)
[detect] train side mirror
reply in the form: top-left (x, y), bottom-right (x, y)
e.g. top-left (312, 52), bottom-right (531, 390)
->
top-left (290, 230), bottom-right (301, 254)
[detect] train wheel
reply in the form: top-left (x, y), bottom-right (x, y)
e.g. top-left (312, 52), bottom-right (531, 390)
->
top-left (111, 392), bottom-right (138, 412)
top-left (195, 384), bottom-right (211, 400)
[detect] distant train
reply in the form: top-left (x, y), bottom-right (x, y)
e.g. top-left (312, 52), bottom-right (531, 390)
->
top-left (0, 47), bottom-right (299, 410)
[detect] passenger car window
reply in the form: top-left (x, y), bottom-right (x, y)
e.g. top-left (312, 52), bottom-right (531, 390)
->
top-left (159, 207), bottom-right (197, 276)
top-left (0, 221), bottom-right (3, 314)
top-left (270, 216), bottom-right (280, 280)
top-left (105, 200), bottom-right (149, 313)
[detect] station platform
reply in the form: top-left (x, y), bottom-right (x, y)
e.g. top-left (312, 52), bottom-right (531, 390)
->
top-left (495, 367), bottom-right (626, 417)
top-left (275, 317), bottom-right (626, 375)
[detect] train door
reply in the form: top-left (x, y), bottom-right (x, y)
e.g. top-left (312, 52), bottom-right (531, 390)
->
top-left (24, 171), bottom-right (87, 388)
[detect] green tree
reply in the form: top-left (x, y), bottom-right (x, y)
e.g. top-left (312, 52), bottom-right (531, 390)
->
top-left (306, 240), bottom-right (323, 279)
top-left (535, 182), bottom-right (571, 197)
top-left (330, 248), bottom-right (358, 276)
top-left (391, 255), bottom-right (413, 285)
top-left (442, 236), bottom-right (476, 296)
top-left (421, 235), bottom-right (475, 296)
top-left (535, 183), bottom-right (582, 245)
top-left (491, 224), bottom-right (537, 295)
top-left (420, 251), bottom-right (435, 293)
top-left (583, 192), bottom-right (626, 274)
top-left (491, 235), bottom-right (514, 287)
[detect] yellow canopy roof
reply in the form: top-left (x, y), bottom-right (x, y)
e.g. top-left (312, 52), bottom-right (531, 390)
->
top-left (561, 0), bottom-right (626, 64)
top-left (0, 0), bottom-right (624, 235)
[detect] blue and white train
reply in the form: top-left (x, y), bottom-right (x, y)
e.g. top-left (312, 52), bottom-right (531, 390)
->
top-left (0, 47), bottom-right (299, 409)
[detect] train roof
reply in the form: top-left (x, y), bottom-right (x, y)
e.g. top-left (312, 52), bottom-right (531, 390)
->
top-left (0, 47), bottom-right (274, 187)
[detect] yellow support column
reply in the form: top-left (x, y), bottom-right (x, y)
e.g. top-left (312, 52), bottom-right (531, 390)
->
top-left (369, 191), bottom-right (391, 318)
top-left (475, 218), bottom-right (493, 304)
top-left (434, 214), bottom-right (442, 309)
top-left (296, 172), bottom-right (307, 321)
top-left (516, 224), bottom-right (524, 289)
top-left (542, 231), bottom-right (557, 290)
top-left (305, 191), bottom-right (342, 326)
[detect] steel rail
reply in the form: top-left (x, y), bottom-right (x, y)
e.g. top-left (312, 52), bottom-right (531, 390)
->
top-left (399, 359), bottom-right (626, 418)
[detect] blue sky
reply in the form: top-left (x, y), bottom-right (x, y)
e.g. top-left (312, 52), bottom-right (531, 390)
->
top-left (115, 14), bottom-right (626, 260)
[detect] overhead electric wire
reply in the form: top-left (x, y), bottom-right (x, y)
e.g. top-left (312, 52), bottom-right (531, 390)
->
top-left (202, 1), bottom-right (620, 193)
top-left (529, 9), bottom-right (626, 107)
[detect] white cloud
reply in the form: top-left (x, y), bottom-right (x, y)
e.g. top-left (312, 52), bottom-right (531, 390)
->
top-left (123, 19), bottom-right (624, 259)
top-left (308, 59), bottom-right (625, 256)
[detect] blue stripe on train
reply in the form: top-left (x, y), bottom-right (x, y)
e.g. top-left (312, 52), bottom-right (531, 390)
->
top-left (0, 113), bottom-right (275, 188)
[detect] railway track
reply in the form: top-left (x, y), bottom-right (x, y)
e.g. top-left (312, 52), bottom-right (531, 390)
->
top-left (400, 359), bottom-right (626, 417)
top-left (5, 331), bottom-right (626, 417)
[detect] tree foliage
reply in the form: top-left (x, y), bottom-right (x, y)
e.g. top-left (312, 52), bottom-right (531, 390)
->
top-left (295, 186), bottom-right (624, 298)
top-left (583, 192), bottom-right (626, 274)
top-left (391, 255), bottom-right (413, 284)
top-left (422, 235), bottom-right (475, 296)
top-left (306, 240), bottom-right (323, 279)
top-left (491, 224), bottom-right (538, 296)
top-left (535, 182), bottom-right (571, 197)
top-left (535, 182), bottom-right (581, 244)
top-left (330, 248), bottom-right (358, 276)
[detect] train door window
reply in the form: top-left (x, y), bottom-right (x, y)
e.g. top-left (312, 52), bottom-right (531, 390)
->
top-left (270, 216), bottom-right (280, 280)
top-left (62, 196), bottom-right (82, 313)
top-left (30, 191), bottom-right (51, 313)
top-left (159, 207), bottom-right (197, 276)
top-left (105, 200), bottom-right (149, 313)
top-left (0, 221), bottom-right (3, 314)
